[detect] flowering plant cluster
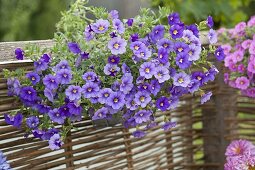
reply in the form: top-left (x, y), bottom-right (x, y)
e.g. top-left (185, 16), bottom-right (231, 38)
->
top-left (224, 139), bottom-right (255, 170)
top-left (218, 16), bottom-right (255, 97)
top-left (3, 2), bottom-right (221, 150)
top-left (0, 151), bottom-right (12, 170)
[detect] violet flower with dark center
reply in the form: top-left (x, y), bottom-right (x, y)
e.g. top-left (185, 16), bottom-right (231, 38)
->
top-left (43, 74), bottom-right (59, 90)
top-left (126, 18), bottom-right (134, 27)
top-left (139, 62), bottom-right (156, 79)
top-left (104, 63), bottom-right (120, 76)
top-left (82, 71), bottom-right (97, 82)
top-left (121, 63), bottom-right (131, 74)
top-left (41, 53), bottom-right (51, 63)
top-left (34, 59), bottom-right (48, 72)
top-left (26, 72), bottom-right (40, 85)
top-left (68, 42), bottom-right (81, 54)
top-left (113, 19), bottom-right (125, 34)
top-left (15, 48), bottom-right (24, 60)
top-left (162, 121), bottom-right (177, 131)
top-left (174, 42), bottom-right (189, 54)
top-left (157, 38), bottom-right (174, 52)
top-left (82, 82), bottom-right (99, 98)
top-left (191, 71), bottom-right (205, 86)
top-left (134, 91), bottom-right (151, 108)
top-left (92, 107), bottom-right (109, 120)
top-left (4, 112), bottom-right (23, 128)
top-left (215, 46), bottom-right (225, 61)
top-left (98, 88), bottom-right (113, 104)
top-left (176, 53), bottom-right (192, 69)
top-left (59, 104), bottom-right (71, 117)
top-left (154, 66), bottom-right (170, 83)
top-left (48, 108), bottom-right (65, 124)
top-left (44, 88), bottom-right (55, 102)
top-left (108, 37), bottom-right (127, 55)
top-left (132, 130), bottom-right (146, 138)
top-left (26, 116), bottom-right (39, 129)
top-left (156, 96), bottom-right (170, 111)
top-left (20, 86), bottom-right (37, 102)
top-left (173, 72), bottom-right (191, 87)
top-left (56, 69), bottom-right (72, 84)
top-left (120, 74), bottom-right (134, 94)
top-left (106, 92), bottom-right (125, 110)
top-left (150, 79), bottom-right (161, 96)
top-left (134, 110), bottom-right (152, 124)
top-left (91, 19), bottom-right (110, 34)
top-left (170, 24), bottom-right (184, 39)
top-left (207, 16), bottom-right (214, 28)
top-left (150, 25), bottom-right (165, 43)
top-left (49, 134), bottom-right (63, 150)
top-left (54, 60), bottom-right (71, 71)
top-left (168, 12), bottom-right (180, 25)
top-left (67, 102), bottom-right (82, 115)
top-left (108, 55), bottom-right (120, 65)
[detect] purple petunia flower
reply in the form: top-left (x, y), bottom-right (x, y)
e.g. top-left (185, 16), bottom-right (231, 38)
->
top-left (188, 80), bottom-right (200, 93)
top-left (157, 48), bottom-right (169, 64)
top-left (4, 112), bottom-right (23, 128)
top-left (134, 91), bottom-right (151, 108)
top-left (138, 82), bottom-right (151, 92)
top-left (176, 53), bottom-right (192, 69)
top-left (200, 91), bottom-right (212, 104)
top-left (170, 24), bottom-right (184, 39)
top-left (82, 71), bottom-right (97, 82)
top-left (168, 12), bottom-right (180, 25)
top-left (34, 59), bottom-right (48, 72)
top-left (108, 55), bottom-right (120, 65)
top-left (26, 116), bottom-right (39, 129)
top-left (56, 69), bottom-right (72, 84)
top-left (37, 104), bottom-right (51, 114)
top-left (0, 150), bottom-right (12, 169)
top-left (121, 63), bottom-right (131, 74)
top-left (49, 134), bottom-right (63, 150)
top-left (104, 63), bottom-right (120, 76)
top-left (82, 82), bottom-right (99, 99)
top-left (154, 66), bottom-right (170, 83)
top-left (186, 24), bottom-right (199, 37)
top-left (68, 42), bottom-right (81, 54)
top-left (26, 72), bottom-right (40, 85)
top-left (132, 130), bottom-right (146, 138)
top-left (67, 102), bottom-right (82, 115)
top-left (109, 10), bottom-right (119, 19)
top-left (44, 88), bottom-right (55, 102)
top-left (162, 121), bottom-right (177, 131)
top-left (207, 16), bottom-right (214, 28)
top-left (108, 37), bottom-right (127, 55)
top-left (168, 96), bottom-right (179, 110)
top-left (15, 48), bottom-right (24, 60)
top-left (173, 72), bottom-right (191, 87)
top-left (48, 108), bottom-right (65, 124)
top-left (113, 19), bottom-right (125, 34)
top-left (134, 110), bottom-right (152, 124)
top-left (92, 19), bottom-right (110, 34)
top-left (130, 41), bottom-right (146, 52)
top-left (225, 139), bottom-right (255, 157)
top-left (98, 88), bottom-right (112, 104)
top-left (43, 74), bottom-right (59, 90)
top-left (150, 25), bottom-right (165, 43)
top-left (126, 98), bottom-right (139, 111)
top-left (120, 74), bottom-right (133, 94)
top-left (134, 48), bottom-right (152, 60)
top-left (20, 86), bottom-right (37, 102)
top-left (92, 107), bottom-right (109, 120)
top-left (150, 79), bottom-right (161, 96)
top-left (192, 71), bottom-right (205, 86)
top-left (59, 104), bottom-right (71, 117)
top-left (126, 18), bottom-right (134, 27)
top-left (106, 92), bottom-right (125, 110)
top-left (208, 29), bottom-right (217, 44)
top-left (54, 60), bottom-right (71, 71)
top-left (41, 53), bottom-right (51, 63)
top-left (235, 77), bottom-right (250, 90)
top-left (157, 38), bottom-right (174, 52)
top-left (84, 25), bottom-right (94, 41)
top-left (215, 46), bottom-right (225, 61)
top-left (65, 85), bottom-right (82, 101)
top-left (187, 44), bottom-right (201, 61)
top-left (156, 96), bottom-right (170, 111)
top-left (174, 42), bottom-right (189, 54)
top-left (41, 128), bottom-right (59, 140)
top-left (139, 62), bottom-right (156, 79)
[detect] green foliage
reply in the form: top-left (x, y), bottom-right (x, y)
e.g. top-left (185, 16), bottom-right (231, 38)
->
top-left (0, 0), bottom-right (69, 41)
top-left (151, 0), bottom-right (255, 28)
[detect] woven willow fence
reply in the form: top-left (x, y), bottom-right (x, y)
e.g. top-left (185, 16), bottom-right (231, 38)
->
top-left (0, 39), bottom-right (254, 170)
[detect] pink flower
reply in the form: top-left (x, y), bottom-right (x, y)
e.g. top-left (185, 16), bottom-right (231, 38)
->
top-left (228, 63), bottom-right (238, 72)
top-left (224, 54), bottom-right (237, 67)
top-left (243, 88), bottom-right (255, 98)
top-left (228, 80), bottom-right (236, 88)
top-left (221, 44), bottom-right (232, 55)
top-left (233, 50), bottom-right (244, 62)
top-left (225, 139), bottom-right (255, 157)
top-left (247, 60), bottom-right (255, 73)
top-left (234, 22), bottom-right (246, 34)
top-left (248, 15), bottom-right (255, 27)
top-left (217, 27), bottom-right (226, 34)
top-left (235, 77), bottom-right (250, 90)
top-left (237, 64), bottom-right (245, 73)
top-left (249, 41), bottom-right (255, 55)
top-left (242, 39), bottom-right (252, 49)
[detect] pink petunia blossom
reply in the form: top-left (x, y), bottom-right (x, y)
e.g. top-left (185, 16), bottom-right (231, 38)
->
top-left (235, 77), bottom-right (250, 90)
top-left (249, 41), bottom-right (255, 55)
top-left (241, 39), bottom-right (252, 49)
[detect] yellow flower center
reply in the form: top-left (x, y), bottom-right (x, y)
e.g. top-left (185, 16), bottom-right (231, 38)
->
top-left (98, 113), bottom-right (102, 117)
top-left (178, 78), bottom-right (184, 83)
top-left (27, 91), bottom-right (31, 94)
top-left (87, 88), bottom-right (92, 92)
top-left (240, 81), bottom-right (244, 85)
top-left (159, 54), bottom-right (163, 58)
top-left (114, 98), bottom-right (119, 103)
top-left (140, 113), bottom-right (144, 117)
top-left (104, 93), bottom-right (109, 97)
top-left (111, 59), bottom-right (115, 63)
top-left (178, 48), bottom-right (183, 52)
top-left (140, 52), bottom-right (145, 57)
top-left (140, 96), bottom-right (145, 102)
top-left (63, 74), bottom-right (67, 78)
top-left (188, 51), bottom-right (193, 56)
top-left (160, 102), bottom-right (164, 106)
top-left (87, 76), bottom-right (91, 80)
top-left (157, 73), bottom-right (162, 77)
top-left (179, 58), bottom-right (183, 63)
top-left (197, 76), bottom-right (202, 80)
top-left (134, 45), bottom-right (139, 50)
top-left (143, 85), bottom-right (147, 89)
top-left (98, 26), bottom-right (105, 31)
top-left (114, 43), bottom-right (120, 49)
top-left (163, 43), bottom-right (168, 48)
top-left (173, 30), bottom-right (178, 35)
top-left (234, 147), bottom-right (241, 154)
top-left (31, 77), bottom-right (35, 81)
top-left (72, 89), bottom-right (77, 93)
top-left (51, 79), bottom-right (55, 83)
top-left (248, 166), bottom-right (255, 170)
top-left (145, 68), bottom-right (150, 73)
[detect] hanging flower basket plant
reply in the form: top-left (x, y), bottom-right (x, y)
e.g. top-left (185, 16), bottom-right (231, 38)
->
top-left (218, 16), bottom-right (255, 97)
top-left (3, 1), bottom-right (221, 150)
